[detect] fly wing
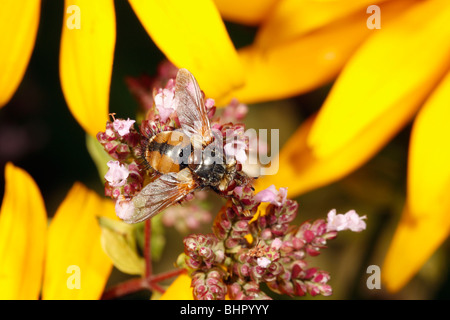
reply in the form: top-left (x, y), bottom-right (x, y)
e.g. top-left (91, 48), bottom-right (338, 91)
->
top-left (174, 68), bottom-right (213, 146)
top-left (126, 169), bottom-right (197, 224)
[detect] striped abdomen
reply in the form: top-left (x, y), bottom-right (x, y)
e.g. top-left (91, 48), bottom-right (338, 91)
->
top-left (145, 131), bottom-right (191, 174)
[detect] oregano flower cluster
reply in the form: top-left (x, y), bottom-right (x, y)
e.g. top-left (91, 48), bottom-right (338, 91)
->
top-left (177, 184), bottom-right (366, 300)
top-left (97, 63), bottom-right (366, 300)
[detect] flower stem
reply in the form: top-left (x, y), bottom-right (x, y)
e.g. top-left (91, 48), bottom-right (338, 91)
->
top-left (101, 277), bottom-right (147, 300)
top-left (150, 268), bottom-right (186, 283)
top-left (101, 218), bottom-right (184, 299)
top-left (144, 218), bottom-right (152, 279)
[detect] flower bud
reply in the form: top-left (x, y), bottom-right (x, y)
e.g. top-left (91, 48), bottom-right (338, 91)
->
top-left (183, 234), bottom-right (218, 269)
top-left (191, 268), bottom-right (228, 300)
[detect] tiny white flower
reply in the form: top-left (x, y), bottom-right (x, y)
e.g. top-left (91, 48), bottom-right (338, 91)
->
top-left (154, 88), bottom-right (176, 122)
top-left (254, 185), bottom-right (288, 207)
top-left (224, 140), bottom-right (248, 163)
top-left (113, 118), bottom-right (135, 136)
top-left (115, 198), bottom-right (135, 221)
top-left (326, 209), bottom-right (367, 232)
top-left (345, 210), bottom-right (367, 232)
top-left (257, 257), bottom-right (272, 268)
top-left (105, 160), bottom-right (129, 187)
top-left (270, 238), bottom-right (283, 250)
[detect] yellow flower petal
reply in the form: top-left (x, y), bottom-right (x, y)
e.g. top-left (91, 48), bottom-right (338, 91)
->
top-left (0, 163), bottom-right (47, 299)
top-left (254, 107), bottom-right (408, 198)
top-left (255, 0), bottom-right (384, 48)
top-left (308, 0), bottom-right (450, 159)
top-left (42, 183), bottom-right (116, 300)
top-left (213, 0), bottom-right (278, 25)
top-left (0, 0), bottom-right (40, 107)
top-left (128, 0), bottom-right (244, 103)
top-left (408, 74), bottom-right (450, 222)
top-left (233, 0), bottom-right (412, 104)
top-left (382, 71), bottom-right (450, 292)
top-left (160, 273), bottom-right (194, 300)
top-left (60, 0), bottom-right (116, 137)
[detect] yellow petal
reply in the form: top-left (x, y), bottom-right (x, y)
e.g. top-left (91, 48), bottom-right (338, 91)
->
top-left (0, 163), bottom-right (47, 299)
top-left (255, 0), bottom-right (386, 48)
top-left (382, 71), bottom-right (450, 292)
top-left (60, 0), bottom-right (116, 137)
top-left (308, 0), bottom-right (450, 159)
top-left (42, 183), bottom-right (116, 300)
top-left (128, 0), bottom-right (244, 103)
top-left (160, 273), bottom-right (194, 300)
top-left (0, 0), bottom-right (40, 107)
top-left (407, 73), bottom-right (450, 221)
top-left (213, 0), bottom-right (278, 25)
top-left (254, 107), bottom-right (405, 198)
top-left (233, 0), bottom-right (413, 104)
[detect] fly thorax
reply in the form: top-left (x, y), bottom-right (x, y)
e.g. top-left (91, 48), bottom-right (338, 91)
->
top-left (188, 146), bottom-right (226, 186)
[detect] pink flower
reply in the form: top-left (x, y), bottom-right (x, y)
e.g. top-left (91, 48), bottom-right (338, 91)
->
top-left (224, 140), bottom-right (247, 163)
top-left (162, 202), bottom-right (212, 233)
top-left (220, 98), bottom-right (248, 123)
top-left (115, 198), bottom-right (135, 221)
top-left (254, 185), bottom-right (288, 207)
top-left (223, 126), bottom-right (248, 164)
top-left (271, 238), bottom-right (282, 250)
top-left (326, 209), bottom-right (367, 232)
top-left (154, 87), bottom-right (176, 122)
top-left (255, 240), bottom-right (283, 268)
top-left (345, 210), bottom-right (367, 232)
top-left (105, 160), bottom-right (129, 187)
top-left (205, 98), bottom-right (215, 109)
top-left (257, 257), bottom-right (272, 268)
top-left (113, 118), bottom-right (135, 136)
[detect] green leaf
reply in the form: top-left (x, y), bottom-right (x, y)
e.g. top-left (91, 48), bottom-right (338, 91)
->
top-left (86, 133), bottom-right (112, 182)
top-left (98, 216), bottom-right (145, 276)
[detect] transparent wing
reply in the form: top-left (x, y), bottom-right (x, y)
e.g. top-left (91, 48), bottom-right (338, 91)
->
top-left (127, 170), bottom-right (197, 223)
top-left (174, 68), bottom-right (213, 145)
